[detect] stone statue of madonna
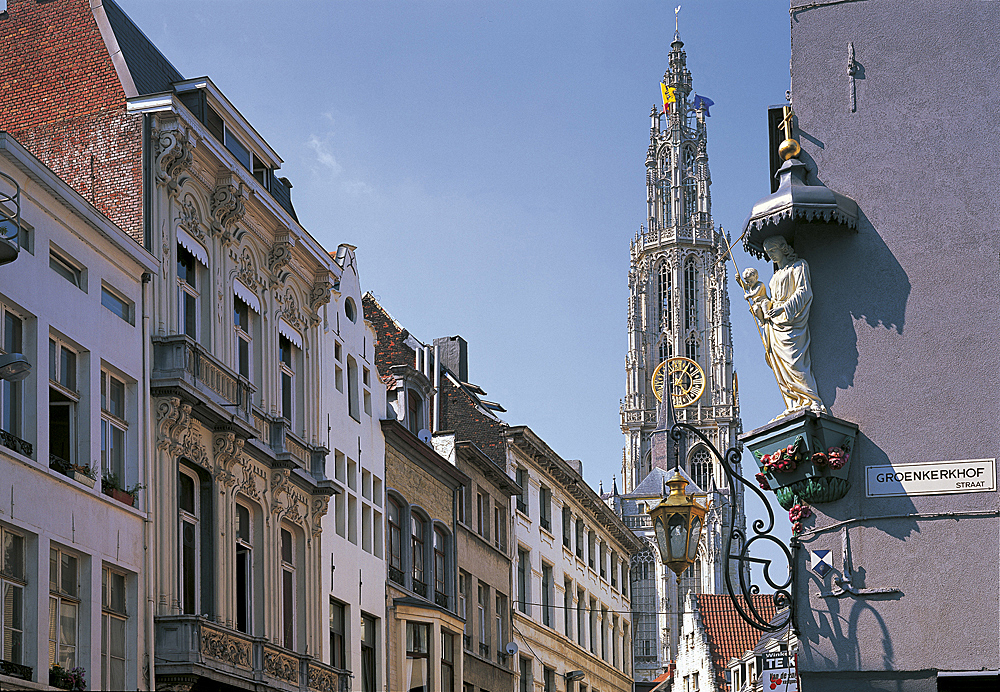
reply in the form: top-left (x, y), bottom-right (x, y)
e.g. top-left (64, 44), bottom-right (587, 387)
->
top-left (739, 235), bottom-right (826, 416)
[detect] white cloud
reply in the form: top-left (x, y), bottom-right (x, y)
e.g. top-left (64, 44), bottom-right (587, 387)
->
top-left (306, 134), bottom-right (343, 175)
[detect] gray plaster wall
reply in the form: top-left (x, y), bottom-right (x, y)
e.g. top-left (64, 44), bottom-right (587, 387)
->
top-left (786, 0), bottom-right (1000, 686)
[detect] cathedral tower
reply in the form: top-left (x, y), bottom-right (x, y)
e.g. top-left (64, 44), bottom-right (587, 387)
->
top-left (617, 32), bottom-right (746, 681)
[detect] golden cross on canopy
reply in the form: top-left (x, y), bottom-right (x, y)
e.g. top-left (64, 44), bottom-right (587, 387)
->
top-left (780, 105), bottom-right (794, 141)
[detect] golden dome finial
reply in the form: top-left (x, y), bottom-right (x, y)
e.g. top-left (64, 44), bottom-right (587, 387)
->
top-left (778, 138), bottom-right (801, 160)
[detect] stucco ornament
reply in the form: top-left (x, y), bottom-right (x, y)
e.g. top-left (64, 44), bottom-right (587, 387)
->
top-left (738, 236), bottom-right (825, 416)
top-left (210, 174), bottom-right (245, 245)
top-left (155, 121), bottom-right (194, 194)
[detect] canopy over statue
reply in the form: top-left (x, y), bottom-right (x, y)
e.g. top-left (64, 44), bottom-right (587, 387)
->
top-left (737, 235), bottom-right (825, 417)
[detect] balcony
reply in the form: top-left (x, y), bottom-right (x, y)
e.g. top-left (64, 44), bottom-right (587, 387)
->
top-left (155, 615), bottom-right (348, 692)
top-left (152, 335), bottom-right (254, 426)
top-left (0, 659), bottom-right (32, 683)
top-left (623, 515), bottom-right (653, 529)
top-left (0, 428), bottom-right (31, 458)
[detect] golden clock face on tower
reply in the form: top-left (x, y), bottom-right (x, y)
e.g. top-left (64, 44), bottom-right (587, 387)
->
top-left (651, 357), bottom-right (706, 408)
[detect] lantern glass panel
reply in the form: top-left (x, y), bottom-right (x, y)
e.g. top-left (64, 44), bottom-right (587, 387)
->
top-left (688, 518), bottom-right (702, 561)
top-left (654, 518), bottom-right (668, 563)
top-left (668, 514), bottom-right (686, 561)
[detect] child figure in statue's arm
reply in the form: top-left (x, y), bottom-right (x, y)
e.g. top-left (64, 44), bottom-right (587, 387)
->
top-left (737, 267), bottom-right (770, 322)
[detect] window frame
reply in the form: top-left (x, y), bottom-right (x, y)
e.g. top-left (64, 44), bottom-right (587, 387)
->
top-left (178, 467), bottom-right (201, 616)
top-left (177, 244), bottom-right (201, 340)
top-left (101, 566), bottom-right (128, 690)
top-left (280, 526), bottom-right (296, 650)
top-left (410, 512), bottom-right (427, 597)
top-left (49, 336), bottom-right (79, 467)
top-left (235, 502), bottom-right (253, 634)
top-left (101, 369), bottom-right (128, 485)
top-left (49, 546), bottom-right (80, 669)
top-left (101, 285), bottom-right (133, 324)
top-left (1, 525), bottom-right (26, 665)
top-left (1, 306), bottom-right (25, 441)
top-left (50, 247), bottom-right (84, 290)
top-left (234, 295), bottom-right (253, 381)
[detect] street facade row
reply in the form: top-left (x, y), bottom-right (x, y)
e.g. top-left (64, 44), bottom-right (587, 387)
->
top-left (0, 1), bottom-right (641, 691)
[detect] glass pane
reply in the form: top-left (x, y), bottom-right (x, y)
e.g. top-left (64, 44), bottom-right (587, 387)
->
top-left (184, 292), bottom-right (197, 338)
top-left (281, 529), bottom-right (293, 564)
top-left (110, 377), bottom-right (125, 418)
top-left (110, 425), bottom-right (125, 479)
top-left (110, 571), bottom-right (126, 614)
top-left (238, 337), bottom-right (249, 378)
top-left (62, 553), bottom-right (77, 597)
top-left (101, 288), bottom-right (129, 322)
top-left (110, 614), bottom-right (126, 656)
top-left (2, 530), bottom-right (24, 579)
top-left (61, 347), bottom-right (75, 390)
top-left (49, 596), bottom-right (57, 664)
top-left (282, 568), bottom-right (294, 648)
top-left (49, 339), bottom-right (56, 382)
top-left (50, 548), bottom-right (58, 589)
top-left (4, 311), bottom-right (21, 353)
top-left (236, 504), bottom-right (251, 542)
top-left (668, 514), bottom-right (687, 562)
top-left (179, 474), bottom-right (196, 514)
top-left (59, 600), bottom-right (77, 667)
top-left (688, 518), bottom-right (702, 561)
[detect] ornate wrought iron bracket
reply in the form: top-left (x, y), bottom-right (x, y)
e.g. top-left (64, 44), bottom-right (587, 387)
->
top-left (671, 422), bottom-right (796, 633)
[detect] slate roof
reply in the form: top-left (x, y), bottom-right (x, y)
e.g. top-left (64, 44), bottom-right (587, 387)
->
top-left (693, 594), bottom-right (776, 691)
top-left (627, 465), bottom-right (703, 498)
top-left (103, 0), bottom-right (183, 95)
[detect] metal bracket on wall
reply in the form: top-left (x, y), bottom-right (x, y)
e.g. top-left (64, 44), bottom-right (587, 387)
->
top-left (848, 42), bottom-right (859, 112)
top-left (817, 527), bottom-right (902, 598)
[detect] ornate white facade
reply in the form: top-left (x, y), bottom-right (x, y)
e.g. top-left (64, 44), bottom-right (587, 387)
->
top-left (618, 34), bottom-right (746, 684)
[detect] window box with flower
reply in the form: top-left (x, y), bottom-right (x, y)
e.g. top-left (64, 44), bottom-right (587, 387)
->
top-left (49, 664), bottom-right (86, 691)
top-left (742, 409), bottom-right (858, 509)
top-left (101, 471), bottom-right (144, 507)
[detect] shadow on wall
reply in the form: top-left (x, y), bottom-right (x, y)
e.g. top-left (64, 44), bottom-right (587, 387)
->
top-left (797, 208), bottom-right (910, 409)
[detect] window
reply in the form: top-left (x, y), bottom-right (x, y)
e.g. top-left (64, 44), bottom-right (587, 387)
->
top-left (1, 309), bottom-right (24, 445)
top-left (541, 563), bottom-right (553, 628)
top-left (49, 547), bottom-right (79, 668)
top-left (601, 606), bottom-right (609, 661)
top-left (49, 338), bottom-right (78, 467)
top-left (476, 492), bottom-right (489, 541)
top-left (599, 540), bottom-right (607, 580)
top-left (611, 551), bottom-right (618, 589)
top-left (564, 579), bottom-right (573, 638)
top-left (1, 526), bottom-right (25, 665)
top-left (494, 502), bottom-right (506, 553)
top-left (279, 335), bottom-right (296, 424)
top-left (281, 527), bottom-right (296, 649)
top-left (691, 448), bottom-right (712, 491)
top-left (516, 548), bottom-right (529, 614)
top-left (576, 587), bottom-right (585, 646)
top-left (334, 342), bottom-right (344, 392)
top-left (363, 367), bottom-right (372, 416)
top-left (177, 244), bottom-right (200, 339)
top-left (50, 248), bottom-right (83, 290)
top-left (459, 572), bottom-right (470, 649)
top-left (679, 558), bottom-right (702, 606)
top-left (234, 296), bottom-right (252, 380)
top-left (235, 503), bottom-right (253, 634)
top-left (102, 567), bottom-right (127, 689)
top-left (575, 519), bottom-right (584, 560)
top-left (684, 257), bottom-right (698, 331)
top-left (406, 622), bottom-right (429, 692)
top-left (360, 613), bottom-right (376, 691)
top-left (611, 614), bottom-right (619, 668)
top-left (434, 528), bottom-right (448, 608)
top-left (589, 597), bottom-right (597, 655)
top-left (632, 549), bottom-right (658, 659)
top-left (457, 485), bottom-right (467, 525)
top-left (544, 666), bottom-right (556, 692)
top-left (406, 389), bottom-right (422, 435)
top-left (477, 583), bottom-right (489, 658)
top-left (562, 507), bottom-right (572, 549)
top-left (344, 297), bottom-right (357, 323)
top-left (658, 262), bottom-right (673, 333)
top-left (101, 370), bottom-right (127, 485)
top-left (205, 105), bottom-right (253, 172)
top-left (441, 631), bottom-right (455, 692)
top-left (347, 356), bottom-right (360, 421)
top-left (101, 286), bottom-right (132, 324)
top-left (519, 657), bottom-right (532, 692)
top-left (515, 467), bottom-right (527, 514)
top-left (495, 592), bottom-right (507, 663)
top-left (179, 469), bottom-right (199, 615)
top-left (539, 486), bottom-right (552, 532)
top-left (588, 530), bottom-right (596, 570)
top-left (330, 599), bottom-right (346, 669)
top-left (387, 498), bottom-right (403, 585)
top-left (411, 513), bottom-right (426, 597)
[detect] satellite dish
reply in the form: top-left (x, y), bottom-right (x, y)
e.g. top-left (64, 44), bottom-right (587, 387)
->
top-left (505, 642), bottom-right (518, 656)
top-left (417, 429), bottom-right (432, 444)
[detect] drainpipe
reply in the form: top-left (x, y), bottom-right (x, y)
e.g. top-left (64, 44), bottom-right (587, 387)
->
top-left (141, 270), bottom-right (156, 691)
top-left (432, 344), bottom-right (441, 433)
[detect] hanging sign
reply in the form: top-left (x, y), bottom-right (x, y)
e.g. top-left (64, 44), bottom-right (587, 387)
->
top-left (866, 459), bottom-right (996, 497)
top-left (759, 651), bottom-right (798, 691)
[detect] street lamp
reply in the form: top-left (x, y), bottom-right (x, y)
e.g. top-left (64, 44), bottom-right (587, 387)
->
top-left (0, 353), bottom-right (31, 382)
top-left (648, 469), bottom-right (709, 580)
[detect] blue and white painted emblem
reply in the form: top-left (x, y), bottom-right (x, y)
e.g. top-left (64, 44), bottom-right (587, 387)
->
top-left (810, 549), bottom-right (833, 577)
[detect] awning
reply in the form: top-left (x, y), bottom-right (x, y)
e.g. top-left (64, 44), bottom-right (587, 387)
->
top-left (279, 318), bottom-right (302, 348)
top-left (234, 279), bottom-right (261, 314)
top-left (177, 227), bottom-right (209, 266)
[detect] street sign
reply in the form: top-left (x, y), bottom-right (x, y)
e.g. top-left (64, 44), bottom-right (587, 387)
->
top-left (760, 652), bottom-right (798, 692)
top-left (865, 459), bottom-right (996, 497)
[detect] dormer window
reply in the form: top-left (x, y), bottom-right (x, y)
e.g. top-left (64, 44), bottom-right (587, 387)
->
top-left (407, 390), bottom-right (423, 436)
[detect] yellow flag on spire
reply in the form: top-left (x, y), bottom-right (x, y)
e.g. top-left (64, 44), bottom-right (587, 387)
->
top-left (660, 82), bottom-right (676, 113)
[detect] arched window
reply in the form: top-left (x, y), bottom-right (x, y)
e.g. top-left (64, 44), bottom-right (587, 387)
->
top-left (178, 467), bottom-right (200, 615)
top-left (684, 259), bottom-right (698, 331)
top-left (678, 558), bottom-right (702, 606)
top-left (657, 262), bottom-right (672, 333)
top-left (407, 390), bottom-right (423, 436)
top-left (690, 448), bottom-right (712, 491)
top-left (686, 337), bottom-right (699, 362)
top-left (411, 513), bottom-right (427, 596)
top-left (659, 177), bottom-right (671, 228)
top-left (658, 338), bottom-right (672, 364)
top-left (235, 502), bottom-right (255, 634)
top-left (280, 526), bottom-right (296, 649)
top-left (387, 497), bottom-right (403, 585)
top-left (683, 146), bottom-right (697, 225)
top-left (433, 527), bottom-right (448, 608)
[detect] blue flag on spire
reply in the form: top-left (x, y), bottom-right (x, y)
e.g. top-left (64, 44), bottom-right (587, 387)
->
top-left (692, 93), bottom-right (715, 116)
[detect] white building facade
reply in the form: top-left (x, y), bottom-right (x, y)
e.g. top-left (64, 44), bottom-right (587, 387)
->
top-left (0, 132), bottom-right (158, 690)
top-left (507, 426), bottom-right (641, 692)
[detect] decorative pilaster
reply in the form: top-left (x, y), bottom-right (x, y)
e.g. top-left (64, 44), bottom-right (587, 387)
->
top-left (210, 173), bottom-right (245, 246)
top-left (155, 121), bottom-right (194, 195)
top-left (267, 231), bottom-right (294, 283)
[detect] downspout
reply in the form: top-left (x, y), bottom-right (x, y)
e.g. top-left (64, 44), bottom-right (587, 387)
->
top-left (432, 344), bottom-right (441, 433)
top-left (141, 270), bottom-right (156, 691)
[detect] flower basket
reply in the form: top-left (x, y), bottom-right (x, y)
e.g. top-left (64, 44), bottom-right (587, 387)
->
top-left (107, 487), bottom-right (135, 506)
top-left (741, 410), bottom-right (858, 506)
top-left (69, 469), bottom-right (96, 488)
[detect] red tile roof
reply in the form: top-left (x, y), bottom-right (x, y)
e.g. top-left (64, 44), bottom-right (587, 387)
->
top-left (694, 594), bottom-right (776, 691)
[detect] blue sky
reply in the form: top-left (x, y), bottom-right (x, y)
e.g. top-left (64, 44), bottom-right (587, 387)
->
top-left (119, 0), bottom-right (791, 524)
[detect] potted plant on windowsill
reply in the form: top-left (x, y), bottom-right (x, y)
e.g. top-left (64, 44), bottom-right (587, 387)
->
top-left (68, 463), bottom-right (97, 488)
top-left (49, 664), bottom-right (86, 691)
top-left (101, 472), bottom-right (144, 507)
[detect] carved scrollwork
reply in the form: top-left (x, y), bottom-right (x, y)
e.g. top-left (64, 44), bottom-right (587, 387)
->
top-left (155, 397), bottom-right (192, 455)
top-left (212, 431), bottom-right (244, 488)
top-left (210, 174), bottom-right (245, 245)
top-left (309, 274), bottom-right (333, 314)
top-left (238, 468), bottom-right (260, 500)
top-left (269, 469), bottom-right (290, 516)
top-left (280, 289), bottom-right (305, 332)
top-left (267, 234), bottom-right (293, 281)
top-left (155, 122), bottom-right (194, 193)
top-left (238, 246), bottom-right (262, 293)
top-left (200, 626), bottom-right (252, 670)
top-left (263, 648), bottom-right (299, 684)
top-left (310, 496), bottom-right (330, 537)
top-left (176, 196), bottom-right (204, 241)
top-left (308, 663), bottom-right (340, 692)
top-left (282, 501), bottom-right (303, 526)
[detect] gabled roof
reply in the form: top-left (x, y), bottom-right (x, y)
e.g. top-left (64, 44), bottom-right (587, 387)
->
top-left (627, 465), bottom-right (702, 498)
top-left (693, 594), bottom-right (777, 690)
top-left (99, 0), bottom-right (184, 96)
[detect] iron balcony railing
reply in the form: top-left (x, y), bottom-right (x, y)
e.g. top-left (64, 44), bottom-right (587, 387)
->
top-left (0, 428), bottom-right (32, 458)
